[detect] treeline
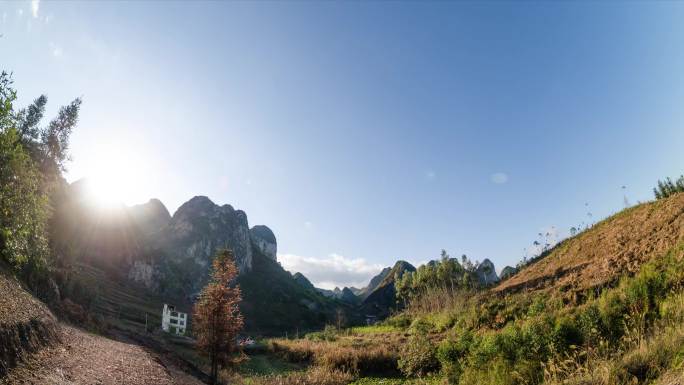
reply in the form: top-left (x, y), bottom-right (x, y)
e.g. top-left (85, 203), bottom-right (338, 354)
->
top-left (0, 71), bottom-right (80, 295)
top-left (395, 251), bottom-right (486, 310)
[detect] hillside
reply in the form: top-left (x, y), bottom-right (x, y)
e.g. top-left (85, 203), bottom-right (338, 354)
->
top-left (0, 262), bottom-right (59, 376)
top-left (0, 261), bottom-right (203, 384)
top-left (239, 250), bottom-right (359, 334)
top-left (360, 260), bottom-right (415, 318)
top-left (496, 192), bottom-right (684, 295)
top-left (235, 193), bottom-right (684, 385)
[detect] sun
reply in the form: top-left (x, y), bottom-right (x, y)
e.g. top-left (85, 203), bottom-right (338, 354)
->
top-left (83, 147), bottom-right (149, 208)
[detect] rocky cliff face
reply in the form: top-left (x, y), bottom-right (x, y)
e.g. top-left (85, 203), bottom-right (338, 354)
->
top-left (250, 225), bottom-right (277, 261)
top-left (124, 195), bottom-right (280, 297)
top-left (129, 199), bottom-right (171, 237)
top-left (161, 196), bottom-right (253, 275)
top-left (475, 258), bottom-right (500, 285)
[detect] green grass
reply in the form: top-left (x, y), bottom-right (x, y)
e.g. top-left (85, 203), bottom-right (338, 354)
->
top-left (349, 325), bottom-right (401, 334)
top-left (350, 376), bottom-right (443, 385)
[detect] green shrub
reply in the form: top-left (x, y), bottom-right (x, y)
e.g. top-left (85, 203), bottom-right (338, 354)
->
top-left (409, 317), bottom-right (434, 334)
top-left (436, 332), bottom-right (474, 382)
top-left (386, 313), bottom-right (412, 329)
top-left (398, 332), bottom-right (439, 377)
top-left (598, 290), bottom-right (626, 342)
top-left (552, 316), bottom-right (582, 352)
top-left (306, 325), bottom-right (338, 342)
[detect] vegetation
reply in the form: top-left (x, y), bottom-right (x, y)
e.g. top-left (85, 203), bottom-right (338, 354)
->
top-left (193, 249), bottom-right (245, 384)
top-left (228, 189), bottom-right (684, 385)
top-left (653, 175), bottom-right (684, 199)
top-left (0, 71), bottom-right (80, 293)
top-left (395, 251), bottom-right (479, 313)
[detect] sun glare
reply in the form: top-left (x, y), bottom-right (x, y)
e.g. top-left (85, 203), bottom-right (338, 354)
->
top-left (83, 147), bottom-right (150, 209)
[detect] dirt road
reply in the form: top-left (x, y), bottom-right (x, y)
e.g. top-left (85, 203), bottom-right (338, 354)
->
top-left (2, 325), bottom-right (204, 385)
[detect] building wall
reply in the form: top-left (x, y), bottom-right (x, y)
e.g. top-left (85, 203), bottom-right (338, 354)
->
top-left (162, 304), bottom-right (187, 335)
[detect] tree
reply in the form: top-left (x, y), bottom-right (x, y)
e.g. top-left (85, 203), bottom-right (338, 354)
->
top-left (653, 175), bottom-right (684, 200)
top-left (0, 72), bottom-right (47, 272)
top-left (193, 249), bottom-right (244, 384)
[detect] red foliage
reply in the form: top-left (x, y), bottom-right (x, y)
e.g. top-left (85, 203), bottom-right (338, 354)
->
top-left (192, 249), bottom-right (244, 384)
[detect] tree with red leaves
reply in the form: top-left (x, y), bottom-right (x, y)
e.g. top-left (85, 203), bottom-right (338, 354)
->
top-left (193, 249), bottom-right (244, 384)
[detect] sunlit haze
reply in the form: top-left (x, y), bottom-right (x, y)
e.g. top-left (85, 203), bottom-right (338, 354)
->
top-left (3, 1), bottom-right (684, 288)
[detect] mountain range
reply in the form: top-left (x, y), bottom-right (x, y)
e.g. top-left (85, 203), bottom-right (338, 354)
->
top-left (52, 179), bottom-right (503, 333)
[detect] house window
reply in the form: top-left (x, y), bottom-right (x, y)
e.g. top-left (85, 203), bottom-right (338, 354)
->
top-left (171, 311), bottom-right (178, 317)
top-left (180, 321), bottom-right (184, 326)
top-left (170, 319), bottom-right (178, 324)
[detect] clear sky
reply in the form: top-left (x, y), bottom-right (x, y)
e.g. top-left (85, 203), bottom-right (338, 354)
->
top-left (3, 1), bottom-right (684, 289)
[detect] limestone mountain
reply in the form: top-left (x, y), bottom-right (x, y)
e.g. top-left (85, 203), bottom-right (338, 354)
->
top-left (159, 196), bottom-right (253, 279)
top-left (358, 267), bottom-right (392, 299)
top-left (52, 182), bottom-right (342, 333)
top-left (360, 260), bottom-right (415, 318)
top-left (128, 199), bottom-right (171, 237)
top-left (250, 225), bottom-right (277, 261)
top-left (475, 258), bottom-right (500, 285)
top-left (293, 272), bottom-right (316, 291)
top-left (499, 265), bottom-right (517, 280)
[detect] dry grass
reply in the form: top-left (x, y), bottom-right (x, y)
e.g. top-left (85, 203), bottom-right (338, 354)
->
top-left (268, 337), bottom-right (400, 376)
top-left (497, 193), bottom-right (684, 294)
top-left (403, 287), bottom-right (471, 316)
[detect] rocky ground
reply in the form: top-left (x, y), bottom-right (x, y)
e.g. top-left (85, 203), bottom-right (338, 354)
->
top-left (2, 325), bottom-right (204, 385)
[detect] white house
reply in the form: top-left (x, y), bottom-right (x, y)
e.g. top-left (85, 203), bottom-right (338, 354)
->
top-left (162, 304), bottom-right (187, 335)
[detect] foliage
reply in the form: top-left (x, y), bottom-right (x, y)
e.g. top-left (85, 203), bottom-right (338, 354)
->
top-left (0, 71), bottom-right (79, 278)
top-left (0, 69), bottom-right (80, 276)
top-left (396, 250), bottom-right (481, 309)
top-left (306, 325), bottom-right (338, 342)
top-left (398, 331), bottom-right (439, 377)
top-left (193, 248), bottom-right (244, 384)
top-left (654, 175), bottom-right (684, 199)
top-left (0, 125), bottom-right (49, 270)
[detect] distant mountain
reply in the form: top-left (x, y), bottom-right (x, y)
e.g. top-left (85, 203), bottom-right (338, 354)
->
top-left (499, 266), bottom-right (517, 280)
top-left (128, 199), bottom-right (171, 237)
top-left (475, 258), bottom-right (500, 285)
top-left (360, 260), bottom-right (415, 318)
top-left (293, 272), bottom-right (316, 291)
top-left (358, 267), bottom-right (391, 299)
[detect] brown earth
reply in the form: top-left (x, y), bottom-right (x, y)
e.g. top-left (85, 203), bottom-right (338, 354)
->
top-left (1, 324), bottom-right (204, 385)
top-left (496, 193), bottom-right (684, 295)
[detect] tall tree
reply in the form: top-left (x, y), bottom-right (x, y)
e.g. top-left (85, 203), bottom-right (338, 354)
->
top-left (0, 71), bottom-right (80, 278)
top-left (193, 249), bottom-right (244, 384)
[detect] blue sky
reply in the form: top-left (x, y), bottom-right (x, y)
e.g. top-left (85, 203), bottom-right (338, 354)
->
top-left (3, 1), bottom-right (684, 289)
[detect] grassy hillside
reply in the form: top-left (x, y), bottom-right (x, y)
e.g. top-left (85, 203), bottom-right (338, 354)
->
top-left (497, 193), bottom-right (684, 295)
top-left (228, 193), bottom-right (684, 385)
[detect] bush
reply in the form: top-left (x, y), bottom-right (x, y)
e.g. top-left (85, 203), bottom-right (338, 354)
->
top-left (386, 313), bottom-right (412, 329)
top-left (552, 316), bottom-right (582, 352)
top-left (409, 317), bottom-right (434, 334)
top-left (306, 325), bottom-right (338, 342)
top-left (398, 332), bottom-right (439, 377)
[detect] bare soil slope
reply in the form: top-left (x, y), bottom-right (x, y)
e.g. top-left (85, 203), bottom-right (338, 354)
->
top-left (496, 193), bottom-right (684, 294)
top-left (2, 325), bottom-right (203, 385)
top-left (0, 264), bottom-right (59, 376)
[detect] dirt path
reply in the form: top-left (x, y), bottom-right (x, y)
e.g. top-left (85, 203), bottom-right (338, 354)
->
top-left (2, 325), bottom-right (204, 385)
